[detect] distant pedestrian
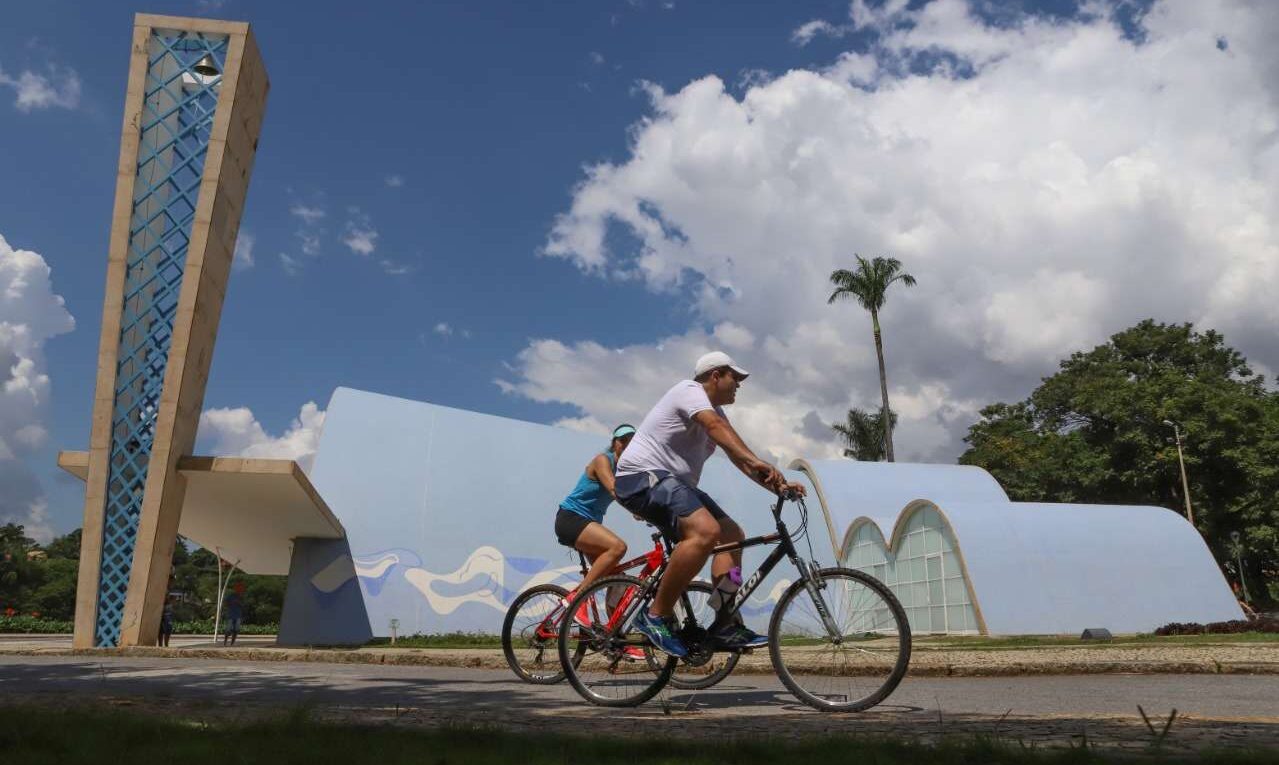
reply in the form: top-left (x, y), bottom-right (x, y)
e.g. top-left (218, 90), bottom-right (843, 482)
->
top-left (223, 583), bottom-right (244, 646)
top-left (159, 596), bottom-right (174, 647)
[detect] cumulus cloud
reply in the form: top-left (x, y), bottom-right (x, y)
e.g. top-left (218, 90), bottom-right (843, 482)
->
top-left (512, 0), bottom-right (1279, 464)
top-left (384, 174), bottom-right (405, 188)
top-left (289, 204), bottom-right (325, 225)
top-left (197, 402), bottom-right (327, 472)
top-left (0, 62), bottom-right (81, 112)
top-left (0, 234), bottom-right (75, 538)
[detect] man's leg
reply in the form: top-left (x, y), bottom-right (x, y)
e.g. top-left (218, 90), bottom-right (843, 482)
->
top-left (650, 507), bottom-right (718, 617)
top-left (711, 515), bottom-right (745, 579)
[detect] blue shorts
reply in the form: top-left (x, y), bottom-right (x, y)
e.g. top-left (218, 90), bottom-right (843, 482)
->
top-left (614, 470), bottom-right (727, 540)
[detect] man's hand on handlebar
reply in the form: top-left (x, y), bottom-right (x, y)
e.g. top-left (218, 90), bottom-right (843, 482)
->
top-left (751, 461), bottom-right (806, 497)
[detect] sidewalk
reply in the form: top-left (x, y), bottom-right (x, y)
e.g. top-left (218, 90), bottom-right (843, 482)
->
top-left (3, 634), bottom-right (1277, 676)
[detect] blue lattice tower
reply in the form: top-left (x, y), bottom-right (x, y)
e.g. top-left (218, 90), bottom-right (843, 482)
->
top-left (74, 15), bottom-right (268, 648)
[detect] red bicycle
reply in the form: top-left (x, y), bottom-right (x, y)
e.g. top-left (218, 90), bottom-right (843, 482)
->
top-left (501, 531), bottom-right (739, 689)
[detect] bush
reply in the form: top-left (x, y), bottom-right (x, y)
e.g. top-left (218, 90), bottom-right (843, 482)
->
top-left (0, 615), bottom-right (74, 633)
top-left (0, 615), bottom-right (278, 636)
top-left (171, 620), bottom-right (278, 635)
top-left (1154, 617), bottom-right (1279, 635)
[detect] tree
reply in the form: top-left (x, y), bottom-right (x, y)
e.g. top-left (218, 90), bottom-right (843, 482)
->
top-left (828, 255), bottom-right (917, 462)
top-left (960, 320), bottom-right (1279, 603)
top-left (832, 407), bottom-right (897, 461)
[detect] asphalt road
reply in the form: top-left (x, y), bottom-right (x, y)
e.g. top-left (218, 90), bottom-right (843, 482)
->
top-left (2, 654), bottom-right (1275, 721)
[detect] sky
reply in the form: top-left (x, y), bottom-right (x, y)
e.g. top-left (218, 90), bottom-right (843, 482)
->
top-left (3, 0), bottom-right (1279, 542)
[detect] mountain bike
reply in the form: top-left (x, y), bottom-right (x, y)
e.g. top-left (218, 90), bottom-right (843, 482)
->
top-left (557, 489), bottom-right (911, 712)
top-left (501, 531), bottom-right (739, 688)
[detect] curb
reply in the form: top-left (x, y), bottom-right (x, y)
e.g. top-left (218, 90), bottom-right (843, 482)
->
top-left (3, 646), bottom-right (1277, 676)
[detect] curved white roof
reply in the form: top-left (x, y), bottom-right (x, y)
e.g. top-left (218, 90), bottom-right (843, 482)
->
top-left (791, 459), bottom-right (1242, 634)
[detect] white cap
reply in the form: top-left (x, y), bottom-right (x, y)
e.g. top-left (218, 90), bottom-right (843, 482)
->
top-left (694, 351), bottom-right (750, 379)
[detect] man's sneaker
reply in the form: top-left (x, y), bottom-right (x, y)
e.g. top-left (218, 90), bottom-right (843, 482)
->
top-left (621, 646), bottom-right (647, 661)
top-left (632, 611), bottom-right (687, 657)
top-left (711, 623), bottom-right (769, 649)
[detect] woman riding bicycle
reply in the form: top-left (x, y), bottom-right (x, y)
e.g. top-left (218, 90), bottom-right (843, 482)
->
top-left (554, 423), bottom-right (637, 597)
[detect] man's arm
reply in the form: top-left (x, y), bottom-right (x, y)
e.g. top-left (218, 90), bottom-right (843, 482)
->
top-left (692, 410), bottom-right (805, 495)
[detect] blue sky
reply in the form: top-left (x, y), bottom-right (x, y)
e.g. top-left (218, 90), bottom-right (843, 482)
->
top-left (6, 0), bottom-right (1279, 540)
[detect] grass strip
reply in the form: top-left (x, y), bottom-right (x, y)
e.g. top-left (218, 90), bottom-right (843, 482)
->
top-left (1, 704), bottom-right (1274, 765)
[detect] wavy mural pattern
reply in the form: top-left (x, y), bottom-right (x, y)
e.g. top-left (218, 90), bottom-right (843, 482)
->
top-left (343, 546), bottom-right (789, 618)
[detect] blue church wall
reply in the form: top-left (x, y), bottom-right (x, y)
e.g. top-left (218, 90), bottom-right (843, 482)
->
top-left (306, 387), bottom-right (808, 637)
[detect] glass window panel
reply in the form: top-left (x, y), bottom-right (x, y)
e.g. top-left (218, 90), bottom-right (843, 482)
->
top-left (912, 607), bottom-right (930, 632)
top-left (925, 530), bottom-right (942, 554)
top-left (928, 579), bottom-right (943, 605)
top-left (913, 581), bottom-right (928, 605)
top-left (893, 584), bottom-right (910, 607)
top-left (947, 606), bottom-right (966, 629)
top-left (910, 557), bottom-right (926, 581)
top-left (931, 606), bottom-right (946, 631)
top-left (926, 555), bottom-right (942, 580)
top-left (945, 577), bottom-right (967, 604)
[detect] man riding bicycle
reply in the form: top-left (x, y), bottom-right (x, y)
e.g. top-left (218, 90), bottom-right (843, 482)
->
top-left (613, 351), bottom-right (806, 656)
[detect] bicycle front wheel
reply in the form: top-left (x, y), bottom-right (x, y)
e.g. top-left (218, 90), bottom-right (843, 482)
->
top-left (502, 583), bottom-right (572, 684)
top-left (559, 574), bottom-right (676, 707)
top-left (769, 567), bottom-right (911, 712)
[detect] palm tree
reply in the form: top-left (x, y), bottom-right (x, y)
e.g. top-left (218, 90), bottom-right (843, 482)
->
top-left (831, 407), bottom-right (897, 461)
top-left (828, 255), bottom-right (917, 462)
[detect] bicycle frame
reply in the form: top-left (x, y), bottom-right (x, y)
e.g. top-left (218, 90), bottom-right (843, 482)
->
top-left (604, 492), bottom-right (842, 643)
top-left (532, 533), bottom-right (668, 640)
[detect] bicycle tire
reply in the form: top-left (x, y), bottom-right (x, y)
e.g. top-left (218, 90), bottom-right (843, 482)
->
top-left (502, 583), bottom-right (571, 684)
top-left (648, 580), bottom-right (741, 690)
top-left (768, 567), bottom-right (911, 712)
top-left (559, 574), bottom-right (676, 707)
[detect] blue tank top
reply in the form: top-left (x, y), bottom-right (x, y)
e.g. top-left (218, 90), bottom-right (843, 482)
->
top-left (560, 451), bottom-right (616, 524)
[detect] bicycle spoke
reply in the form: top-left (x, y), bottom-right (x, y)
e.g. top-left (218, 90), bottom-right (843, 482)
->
top-left (771, 569), bottom-right (910, 712)
top-left (561, 575), bottom-right (675, 706)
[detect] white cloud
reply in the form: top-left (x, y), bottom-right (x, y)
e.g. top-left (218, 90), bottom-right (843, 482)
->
top-left (197, 402), bottom-right (326, 472)
top-left (792, 20), bottom-right (842, 46)
top-left (289, 204), bottom-right (326, 225)
top-left (385, 174), bottom-right (405, 188)
top-left (433, 322), bottom-right (453, 337)
top-left (0, 233), bottom-right (75, 537)
top-left (0, 62), bottom-right (81, 112)
top-left (343, 225), bottom-right (378, 256)
top-left (514, 0), bottom-right (1279, 464)
top-left (232, 231), bottom-right (255, 270)
top-left (278, 252), bottom-right (301, 276)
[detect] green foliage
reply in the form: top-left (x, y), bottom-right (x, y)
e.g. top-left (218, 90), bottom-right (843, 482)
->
top-left (960, 320), bottom-right (1279, 603)
top-left (0, 526), bottom-right (286, 624)
top-left (0, 615), bottom-right (74, 633)
top-left (832, 407), bottom-right (897, 461)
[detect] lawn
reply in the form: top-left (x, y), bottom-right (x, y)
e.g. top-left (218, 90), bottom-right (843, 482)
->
top-left (915, 633), bottom-right (1279, 651)
top-left (2, 704), bottom-right (1273, 765)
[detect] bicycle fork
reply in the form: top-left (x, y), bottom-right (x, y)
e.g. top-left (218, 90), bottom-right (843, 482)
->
top-left (798, 559), bottom-right (843, 644)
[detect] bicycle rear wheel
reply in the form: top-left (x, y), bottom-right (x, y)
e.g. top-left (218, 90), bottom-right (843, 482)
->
top-left (769, 567), bottom-right (911, 712)
top-left (559, 574), bottom-right (676, 706)
top-left (646, 580), bottom-right (741, 690)
top-left (502, 583), bottom-right (572, 684)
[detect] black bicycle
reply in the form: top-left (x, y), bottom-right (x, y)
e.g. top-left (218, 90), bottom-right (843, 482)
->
top-left (557, 489), bottom-right (911, 712)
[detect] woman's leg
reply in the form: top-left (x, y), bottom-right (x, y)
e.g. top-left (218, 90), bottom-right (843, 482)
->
top-left (573, 522), bottom-right (627, 593)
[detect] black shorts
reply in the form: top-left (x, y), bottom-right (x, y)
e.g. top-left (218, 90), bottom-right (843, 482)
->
top-left (554, 507), bottom-right (595, 547)
top-left (613, 470), bottom-right (727, 540)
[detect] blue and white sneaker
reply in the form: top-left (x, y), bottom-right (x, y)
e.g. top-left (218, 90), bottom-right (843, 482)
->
top-left (632, 610), bottom-right (688, 657)
top-left (711, 623), bottom-right (769, 649)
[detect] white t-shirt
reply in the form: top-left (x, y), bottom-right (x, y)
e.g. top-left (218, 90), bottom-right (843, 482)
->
top-left (616, 380), bottom-right (727, 487)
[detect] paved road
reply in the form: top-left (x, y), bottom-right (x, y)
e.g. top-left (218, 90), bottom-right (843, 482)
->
top-left (2, 654), bottom-right (1276, 750)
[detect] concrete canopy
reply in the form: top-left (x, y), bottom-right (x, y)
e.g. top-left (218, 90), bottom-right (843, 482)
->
top-left (58, 452), bottom-right (344, 575)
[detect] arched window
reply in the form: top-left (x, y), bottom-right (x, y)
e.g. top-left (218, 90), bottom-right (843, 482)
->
top-left (843, 508), bottom-right (979, 634)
